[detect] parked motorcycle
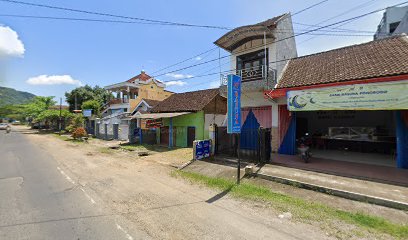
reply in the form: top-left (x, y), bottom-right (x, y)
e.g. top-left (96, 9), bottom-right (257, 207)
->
top-left (297, 133), bottom-right (311, 163)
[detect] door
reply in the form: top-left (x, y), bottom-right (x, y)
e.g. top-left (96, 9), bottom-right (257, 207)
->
top-left (160, 127), bottom-right (169, 145)
top-left (187, 127), bottom-right (195, 147)
top-left (104, 124), bottom-right (108, 140)
top-left (113, 124), bottom-right (119, 140)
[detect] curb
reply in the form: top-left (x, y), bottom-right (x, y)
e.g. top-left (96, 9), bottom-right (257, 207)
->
top-left (271, 161), bottom-right (408, 188)
top-left (254, 172), bottom-right (408, 211)
top-left (178, 159), bottom-right (196, 170)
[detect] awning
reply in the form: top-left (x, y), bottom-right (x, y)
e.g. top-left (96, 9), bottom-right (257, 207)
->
top-left (214, 15), bottom-right (286, 52)
top-left (133, 112), bottom-right (191, 119)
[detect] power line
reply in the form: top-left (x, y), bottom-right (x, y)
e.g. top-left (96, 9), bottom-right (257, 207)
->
top-left (151, 47), bottom-right (218, 75)
top-left (293, 22), bottom-right (375, 33)
top-left (292, 0), bottom-right (329, 17)
top-left (0, 13), bottom-right (379, 35)
top-left (0, 14), bottom-right (179, 25)
top-left (155, 1), bottom-right (408, 80)
top-left (296, 0), bottom-right (379, 44)
top-left (153, 55), bottom-right (230, 78)
top-left (0, 0), bottom-right (233, 30)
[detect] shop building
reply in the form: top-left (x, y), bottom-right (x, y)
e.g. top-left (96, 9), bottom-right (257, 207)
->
top-left (214, 13), bottom-right (297, 159)
top-left (135, 89), bottom-right (227, 148)
top-left (265, 35), bottom-right (408, 169)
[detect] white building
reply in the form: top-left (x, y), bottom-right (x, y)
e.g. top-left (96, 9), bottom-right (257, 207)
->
top-left (214, 13), bottom-right (297, 158)
top-left (374, 6), bottom-right (408, 40)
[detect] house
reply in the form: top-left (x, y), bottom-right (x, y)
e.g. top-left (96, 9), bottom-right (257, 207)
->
top-left (132, 98), bottom-right (162, 129)
top-left (374, 6), bottom-right (408, 40)
top-left (264, 35), bottom-right (408, 169)
top-left (134, 89), bottom-right (227, 148)
top-left (96, 70), bottom-right (173, 141)
top-left (214, 13), bottom-right (297, 159)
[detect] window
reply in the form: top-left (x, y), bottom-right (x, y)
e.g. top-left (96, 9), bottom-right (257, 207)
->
top-left (236, 49), bottom-right (268, 82)
top-left (389, 21), bottom-right (400, 34)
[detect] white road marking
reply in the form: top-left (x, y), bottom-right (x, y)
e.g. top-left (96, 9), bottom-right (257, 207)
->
top-left (80, 187), bottom-right (96, 204)
top-left (116, 223), bottom-right (134, 240)
top-left (57, 167), bottom-right (76, 185)
top-left (57, 167), bottom-right (95, 204)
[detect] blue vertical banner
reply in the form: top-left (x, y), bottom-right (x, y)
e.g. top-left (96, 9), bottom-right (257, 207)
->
top-left (227, 74), bottom-right (242, 134)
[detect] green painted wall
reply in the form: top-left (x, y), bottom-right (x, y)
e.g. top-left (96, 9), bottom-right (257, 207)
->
top-left (162, 111), bottom-right (204, 147)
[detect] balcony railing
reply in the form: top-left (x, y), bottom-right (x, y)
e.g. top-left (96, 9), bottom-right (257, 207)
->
top-left (109, 98), bottom-right (129, 105)
top-left (220, 65), bottom-right (277, 90)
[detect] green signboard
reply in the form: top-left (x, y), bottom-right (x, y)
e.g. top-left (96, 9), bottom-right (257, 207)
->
top-left (287, 80), bottom-right (408, 111)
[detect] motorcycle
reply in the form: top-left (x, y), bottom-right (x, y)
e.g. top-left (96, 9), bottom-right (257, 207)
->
top-left (6, 126), bottom-right (11, 134)
top-left (297, 133), bottom-right (311, 163)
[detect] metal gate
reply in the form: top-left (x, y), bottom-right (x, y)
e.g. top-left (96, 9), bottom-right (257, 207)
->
top-left (113, 124), bottom-right (119, 140)
top-left (215, 126), bottom-right (235, 156)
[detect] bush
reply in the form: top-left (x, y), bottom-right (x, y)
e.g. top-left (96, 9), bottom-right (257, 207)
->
top-left (67, 114), bottom-right (84, 133)
top-left (72, 127), bottom-right (87, 139)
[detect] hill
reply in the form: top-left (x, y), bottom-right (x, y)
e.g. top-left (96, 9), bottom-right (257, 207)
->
top-left (0, 86), bottom-right (36, 106)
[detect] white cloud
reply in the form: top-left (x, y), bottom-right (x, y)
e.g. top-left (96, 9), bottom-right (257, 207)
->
top-left (0, 25), bottom-right (25, 57)
top-left (195, 56), bottom-right (202, 61)
top-left (165, 73), bottom-right (193, 79)
top-left (209, 81), bottom-right (220, 88)
top-left (26, 74), bottom-right (83, 86)
top-left (165, 80), bottom-right (187, 86)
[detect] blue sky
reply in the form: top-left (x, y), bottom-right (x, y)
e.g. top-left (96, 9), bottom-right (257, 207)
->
top-left (0, 0), bottom-right (405, 101)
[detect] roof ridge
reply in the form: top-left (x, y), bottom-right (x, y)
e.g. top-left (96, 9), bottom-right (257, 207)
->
top-left (293, 34), bottom-right (408, 61)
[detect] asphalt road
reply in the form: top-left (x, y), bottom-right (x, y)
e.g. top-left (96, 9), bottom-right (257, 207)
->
top-left (0, 129), bottom-right (149, 240)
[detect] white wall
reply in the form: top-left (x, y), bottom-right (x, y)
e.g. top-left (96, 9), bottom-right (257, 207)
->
top-left (204, 114), bottom-right (226, 130)
top-left (119, 122), bottom-right (129, 140)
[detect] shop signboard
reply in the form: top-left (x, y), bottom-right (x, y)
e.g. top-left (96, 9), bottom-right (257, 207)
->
top-left (227, 74), bottom-right (242, 133)
top-left (194, 139), bottom-right (211, 160)
top-left (287, 80), bottom-right (408, 111)
top-left (146, 118), bottom-right (162, 128)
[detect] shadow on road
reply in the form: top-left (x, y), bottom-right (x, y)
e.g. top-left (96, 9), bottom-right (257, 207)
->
top-left (205, 186), bottom-right (233, 204)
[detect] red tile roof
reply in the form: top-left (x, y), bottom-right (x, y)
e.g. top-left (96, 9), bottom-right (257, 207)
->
top-left (126, 71), bottom-right (152, 83)
top-left (276, 35), bottom-right (408, 89)
top-left (151, 89), bottom-right (220, 113)
top-left (143, 99), bottom-right (161, 108)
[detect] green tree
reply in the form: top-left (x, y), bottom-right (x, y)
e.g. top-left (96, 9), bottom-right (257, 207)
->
top-left (22, 96), bottom-right (56, 120)
top-left (81, 99), bottom-right (101, 116)
top-left (65, 85), bottom-right (111, 112)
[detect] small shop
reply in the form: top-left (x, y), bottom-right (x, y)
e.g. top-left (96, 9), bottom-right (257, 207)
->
top-left (134, 89), bottom-right (227, 148)
top-left (287, 80), bottom-right (407, 168)
top-left (265, 35), bottom-right (408, 169)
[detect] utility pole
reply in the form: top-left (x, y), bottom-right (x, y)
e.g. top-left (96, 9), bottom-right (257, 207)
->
top-left (74, 93), bottom-right (78, 111)
top-left (59, 97), bottom-right (62, 134)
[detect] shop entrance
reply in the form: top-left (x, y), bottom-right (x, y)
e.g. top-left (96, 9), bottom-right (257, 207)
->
top-left (295, 110), bottom-right (397, 167)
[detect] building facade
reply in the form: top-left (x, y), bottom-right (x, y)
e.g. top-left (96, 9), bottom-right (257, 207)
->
top-left (374, 6), bottom-right (408, 39)
top-left (214, 13), bottom-right (297, 158)
top-left (265, 35), bottom-right (408, 169)
top-left (135, 89), bottom-right (227, 148)
top-left (96, 71), bottom-right (173, 141)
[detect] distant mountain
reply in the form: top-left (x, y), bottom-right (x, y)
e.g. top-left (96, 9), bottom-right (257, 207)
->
top-left (0, 86), bottom-right (36, 106)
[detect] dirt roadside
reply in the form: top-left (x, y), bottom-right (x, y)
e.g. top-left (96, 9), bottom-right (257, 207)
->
top-left (17, 126), bottom-right (404, 240)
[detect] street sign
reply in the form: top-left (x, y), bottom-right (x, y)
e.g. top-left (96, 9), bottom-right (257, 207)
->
top-left (83, 109), bottom-right (92, 117)
top-left (227, 74), bottom-right (242, 134)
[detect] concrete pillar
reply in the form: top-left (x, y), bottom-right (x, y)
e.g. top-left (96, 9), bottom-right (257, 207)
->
top-left (169, 117), bottom-right (173, 149)
top-left (396, 111), bottom-right (408, 169)
top-left (271, 103), bottom-right (279, 153)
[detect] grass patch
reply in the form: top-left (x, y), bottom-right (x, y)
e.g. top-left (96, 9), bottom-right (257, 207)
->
top-left (120, 144), bottom-right (149, 152)
top-left (172, 170), bottom-right (408, 239)
top-left (52, 133), bottom-right (88, 144)
top-left (98, 147), bottom-right (115, 154)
